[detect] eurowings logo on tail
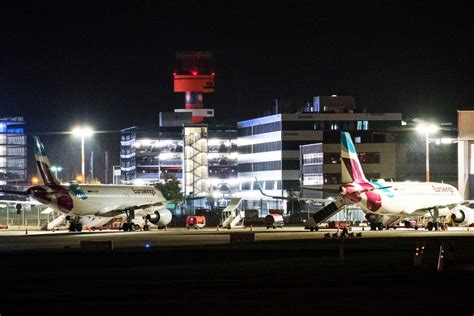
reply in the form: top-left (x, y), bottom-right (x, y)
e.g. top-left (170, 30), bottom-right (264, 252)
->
top-left (31, 136), bottom-right (74, 211)
top-left (339, 132), bottom-right (385, 212)
top-left (340, 132), bottom-right (367, 183)
top-left (34, 136), bottom-right (60, 186)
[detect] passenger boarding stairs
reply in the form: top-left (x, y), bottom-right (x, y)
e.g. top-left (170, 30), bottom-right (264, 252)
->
top-left (45, 211), bottom-right (66, 230)
top-left (221, 198), bottom-right (245, 229)
top-left (312, 199), bottom-right (347, 224)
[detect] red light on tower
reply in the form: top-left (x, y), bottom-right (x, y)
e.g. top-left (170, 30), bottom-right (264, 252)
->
top-left (191, 70), bottom-right (198, 76)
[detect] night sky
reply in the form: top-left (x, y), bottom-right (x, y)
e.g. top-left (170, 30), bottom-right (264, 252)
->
top-left (0, 2), bottom-right (472, 182)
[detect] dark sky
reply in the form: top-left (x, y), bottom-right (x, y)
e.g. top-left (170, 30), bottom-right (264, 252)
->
top-left (0, 1), bottom-right (473, 182)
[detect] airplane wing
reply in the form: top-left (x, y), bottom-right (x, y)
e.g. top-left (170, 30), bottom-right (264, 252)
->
top-left (255, 178), bottom-right (329, 202)
top-left (95, 201), bottom-right (166, 217)
top-left (299, 186), bottom-right (341, 194)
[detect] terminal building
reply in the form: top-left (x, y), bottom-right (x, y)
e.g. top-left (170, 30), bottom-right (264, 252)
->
top-left (237, 96), bottom-right (403, 216)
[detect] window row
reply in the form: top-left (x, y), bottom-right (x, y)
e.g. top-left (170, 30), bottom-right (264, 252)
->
top-left (238, 141), bottom-right (282, 154)
top-left (303, 173), bottom-right (324, 185)
top-left (303, 153), bottom-right (323, 165)
top-left (323, 152), bottom-right (381, 164)
top-left (238, 121), bottom-right (282, 137)
top-left (238, 159), bottom-right (301, 172)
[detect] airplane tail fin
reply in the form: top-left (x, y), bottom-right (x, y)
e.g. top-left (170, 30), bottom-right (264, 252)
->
top-left (33, 136), bottom-right (60, 186)
top-left (340, 132), bottom-right (368, 183)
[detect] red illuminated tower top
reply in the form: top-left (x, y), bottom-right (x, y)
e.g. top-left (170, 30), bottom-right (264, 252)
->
top-left (174, 51), bottom-right (215, 123)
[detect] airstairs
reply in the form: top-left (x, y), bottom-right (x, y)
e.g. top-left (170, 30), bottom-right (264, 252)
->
top-left (45, 211), bottom-right (66, 230)
top-left (312, 199), bottom-right (347, 224)
top-left (221, 198), bottom-right (244, 229)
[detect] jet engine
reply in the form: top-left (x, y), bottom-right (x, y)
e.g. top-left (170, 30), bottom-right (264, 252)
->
top-left (450, 205), bottom-right (474, 226)
top-left (145, 208), bottom-right (172, 227)
top-left (365, 213), bottom-right (382, 223)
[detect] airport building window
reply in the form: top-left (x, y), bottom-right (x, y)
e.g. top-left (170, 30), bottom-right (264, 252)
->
top-left (252, 121), bottom-right (281, 135)
top-left (264, 180), bottom-right (276, 190)
top-left (253, 161), bottom-right (281, 172)
top-left (253, 141), bottom-right (281, 153)
top-left (238, 127), bottom-right (252, 137)
top-left (7, 135), bottom-right (25, 145)
top-left (357, 121), bottom-right (369, 130)
top-left (7, 158), bottom-right (26, 168)
top-left (303, 153), bottom-right (323, 165)
top-left (6, 146), bottom-right (25, 156)
top-left (324, 173), bottom-right (341, 184)
top-left (303, 173), bottom-right (323, 185)
top-left (238, 163), bottom-right (252, 172)
top-left (324, 152), bottom-right (379, 164)
top-left (238, 145), bottom-right (252, 154)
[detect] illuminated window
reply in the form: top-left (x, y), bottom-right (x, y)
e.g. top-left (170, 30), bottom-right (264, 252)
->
top-left (357, 121), bottom-right (369, 130)
top-left (303, 173), bottom-right (323, 185)
top-left (303, 153), bottom-right (323, 165)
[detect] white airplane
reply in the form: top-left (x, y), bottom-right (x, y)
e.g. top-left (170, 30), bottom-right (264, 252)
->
top-left (0, 136), bottom-right (172, 232)
top-left (303, 132), bottom-right (474, 231)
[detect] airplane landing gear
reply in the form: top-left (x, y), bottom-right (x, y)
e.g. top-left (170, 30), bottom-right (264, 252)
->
top-left (427, 207), bottom-right (443, 231)
top-left (427, 221), bottom-right (446, 231)
top-left (122, 222), bottom-right (140, 232)
top-left (122, 210), bottom-right (138, 232)
top-left (68, 217), bottom-right (83, 232)
top-left (370, 222), bottom-right (384, 231)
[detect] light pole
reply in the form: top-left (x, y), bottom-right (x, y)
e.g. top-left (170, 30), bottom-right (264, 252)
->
top-left (72, 126), bottom-right (93, 183)
top-left (416, 123), bottom-right (439, 182)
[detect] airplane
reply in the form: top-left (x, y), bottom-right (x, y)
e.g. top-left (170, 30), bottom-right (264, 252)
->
top-left (0, 136), bottom-right (172, 232)
top-left (302, 131), bottom-right (474, 231)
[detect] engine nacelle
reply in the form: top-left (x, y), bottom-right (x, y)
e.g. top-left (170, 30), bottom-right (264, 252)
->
top-left (145, 208), bottom-right (172, 227)
top-left (450, 205), bottom-right (474, 226)
top-left (365, 213), bottom-right (382, 223)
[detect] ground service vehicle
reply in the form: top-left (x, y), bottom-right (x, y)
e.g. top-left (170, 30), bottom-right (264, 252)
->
top-left (265, 213), bottom-right (284, 229)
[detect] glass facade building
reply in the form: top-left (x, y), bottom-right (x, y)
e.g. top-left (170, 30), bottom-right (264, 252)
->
top-left (120, 123), bottom-right (238, 209)
top-left (0, 117), bottom-right (27, 186)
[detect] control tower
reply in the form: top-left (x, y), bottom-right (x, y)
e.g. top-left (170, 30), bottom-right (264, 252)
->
top-left (173, 51), bottom-right (215, 124)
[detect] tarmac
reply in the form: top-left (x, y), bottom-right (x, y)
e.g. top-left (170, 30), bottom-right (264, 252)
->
top-left (1, 225), bottom-right (474, 315)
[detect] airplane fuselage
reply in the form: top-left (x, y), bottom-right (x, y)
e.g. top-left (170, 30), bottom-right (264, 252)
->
top-left (27, 184), bottom-right (167, 217)
top-left (352, 181), bottom-right (462, 216)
